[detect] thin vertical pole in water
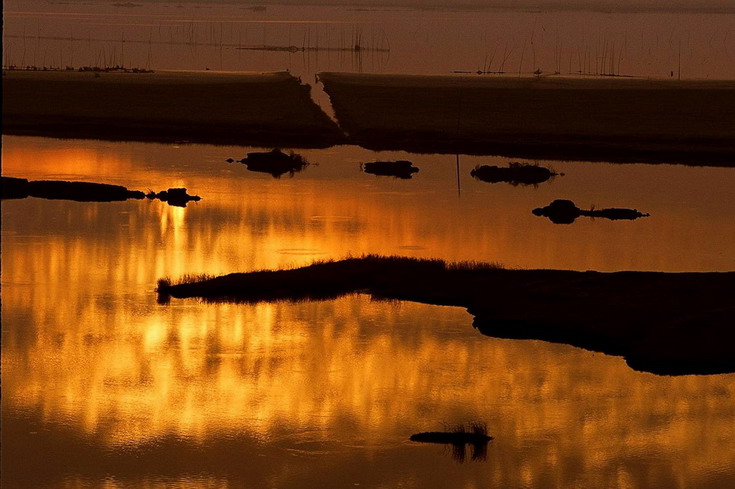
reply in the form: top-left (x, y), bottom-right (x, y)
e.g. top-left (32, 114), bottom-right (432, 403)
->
top-left (456, 154), bottom-right (461, 197)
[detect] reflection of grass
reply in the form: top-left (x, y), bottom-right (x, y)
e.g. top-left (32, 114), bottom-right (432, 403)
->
top-left (155, 255), bottom-right (735, 376)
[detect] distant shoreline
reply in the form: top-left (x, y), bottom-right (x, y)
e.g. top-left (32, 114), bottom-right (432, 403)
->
top-left (319, 72), bottom-right (735, 165)
top-left (157, 256), bottom-right (735, 376)
top-left (4, 70), bottom-right (735, 165)
top-left (2, 70), bottom-right (345, 148)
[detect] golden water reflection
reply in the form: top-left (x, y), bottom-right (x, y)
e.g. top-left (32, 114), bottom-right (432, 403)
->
top-left (2, 136), bottom-right (735, 488)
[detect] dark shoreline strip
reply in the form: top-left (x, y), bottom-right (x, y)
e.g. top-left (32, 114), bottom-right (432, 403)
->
top-left (156, 256), bottom-right (735, 376)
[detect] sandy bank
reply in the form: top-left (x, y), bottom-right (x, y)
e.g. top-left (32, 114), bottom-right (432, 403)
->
top-left (2, 70), bottom-right (344, 147)
top-left (157, 256), bottom-right (735, 376)
top-left (319, 73), bottom-right (735, 165)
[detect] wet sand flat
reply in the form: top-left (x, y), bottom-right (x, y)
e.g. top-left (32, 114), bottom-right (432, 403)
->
top-left (2, 70), bottom-right (343, 147)
top-left (319, 73), bottom-right (735, 164)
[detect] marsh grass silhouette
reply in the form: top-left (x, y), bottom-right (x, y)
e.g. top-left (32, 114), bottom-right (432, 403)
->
top-left (471, 162), bottom-right (560, 186)
top-left (532, 199), bottom-right (650, 224)
top-left (411, 423), bottom-right (492, 463)
top-left (362, 160), bottom-right (419, 179)
top-left (156, 256), bottom-right (735, 375)
top-left (238, 149), bottom-right (310, 178)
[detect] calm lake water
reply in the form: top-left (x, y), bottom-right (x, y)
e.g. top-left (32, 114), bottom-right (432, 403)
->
top-left (2, 135), bottom-right (735, 488)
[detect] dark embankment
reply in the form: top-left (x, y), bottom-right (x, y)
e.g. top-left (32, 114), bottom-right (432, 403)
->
top-left (1, 176), bottom-right (145, 201)
top-left (319, 73), bottom-right (735, 165)
top-left (2, 70), bottom-right (344, 148)
top-left (157, 256), bottom-right (735, 376)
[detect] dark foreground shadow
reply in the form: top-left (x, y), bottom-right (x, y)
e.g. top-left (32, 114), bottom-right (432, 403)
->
top-left (362, 160), bottom-right (419, 179)
top-left (2, 176), bottom-right (201, 207)
top-left (156, 256), bottom-right (735, 375)
top-left (410, 423), bottom-right (493, 463)
top-left (533, 199), bottom-right (650, 224)
top-left (232, 149), bottom-right (309, 178)
top-left (471, 162), bottom-right (559, 186)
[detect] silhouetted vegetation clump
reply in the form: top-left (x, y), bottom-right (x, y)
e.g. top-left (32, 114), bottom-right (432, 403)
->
top-left (471, 162), bottom-right (559, 186)
top-left (410, 423), bottom-right (493, 462)
top-left (155, 255), bottom-right (735, 375)
top-left (533, 199), bottom-right (649, 224)
top-left (146, 188), bottom-right (201, 207)
top-left (237, 149), bottom-right (309, 178)
top-left (362, 160), bottom-right (419, 179)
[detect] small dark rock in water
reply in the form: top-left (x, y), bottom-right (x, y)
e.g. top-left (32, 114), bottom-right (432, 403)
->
top-left (471, 162), bottom-right (559, 186)
top-left (240, 148), bottom-right (309, 178)
top-left (2, 176), bottom-right (145, 201)
top-left (225, 158), bottom-right (235, 163)
top-left (533, 199), bottom-right (649, 224)
top-left (363, 160), bottom-right (419, 179)
top-left (146, 188), bottom-right (201, 207)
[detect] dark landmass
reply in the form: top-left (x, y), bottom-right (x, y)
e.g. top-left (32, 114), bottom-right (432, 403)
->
top-left (533, 199), bottom-right (650, 224)
top-left (237, 149), bottom-right (309, 178)
top-left (1, 176), bottom-right (145, 202)
top-left (2, 177), bottom-right (200, 206)
top-left (156, 256), bottom-right (735, 376)
top-left (319, 73), bottom-right (735, 165)
top-left (471, 162), bottom-right (559, 186)
top-left (362, 160), bottom-right (420, 179)
top-left (146, 188), bottom-right (201, 207)
top-left (2, 70), bottom-right (344, 148)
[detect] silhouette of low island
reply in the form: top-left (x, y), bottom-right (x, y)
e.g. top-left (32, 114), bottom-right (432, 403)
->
top-left (2, 176), bottom-right (145, 201)
top-left (156, 256), bottom-right (735, 375)
top-left (2, 176), bottom-right (200, 207)
top-left (410, 423), bottom-right (492, 463)
top-left (145, 188), bottom-right (201, 207)
top-left (471, 162), bottom-right (559, 186)
top-left (362, 160), bottom-right (419, 179)
top-left (236, 149), bottom-right (309, 178)
top-left (533, 199), bottom-right (650, 224)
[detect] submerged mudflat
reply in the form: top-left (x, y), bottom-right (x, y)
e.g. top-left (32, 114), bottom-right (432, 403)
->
top-left (157, 256), bottom-right (735, 376)
top-left (2, 70), bottom-right (343, 147)
top-left (319, 73), bottom-right (735, 164)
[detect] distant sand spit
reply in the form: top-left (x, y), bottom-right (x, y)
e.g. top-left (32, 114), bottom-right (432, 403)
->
top-left (2, 70), bottom-right (343, 148)
top-left (319, 73), bottom-right (735, 165)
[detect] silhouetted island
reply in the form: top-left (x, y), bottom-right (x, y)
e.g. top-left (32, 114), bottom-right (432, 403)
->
top-left (2, 176), bottom-right (200, 207)
top-left (2, 176), bottom-right (145, 201)
top-left (237, 149), bottom-right (309, 178)
top-left (146, 188), bottom-right (201, 207)
top-left (410, 423), bottom-right (492, 462)
top-left (471, 162), bottom-right (559, 186)
top-left (156, 256), bottom-right (735, 375)
top-left (533, 199), bottom-right (650, 224)
top-left (362, 160), bottom-right (419, 179)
